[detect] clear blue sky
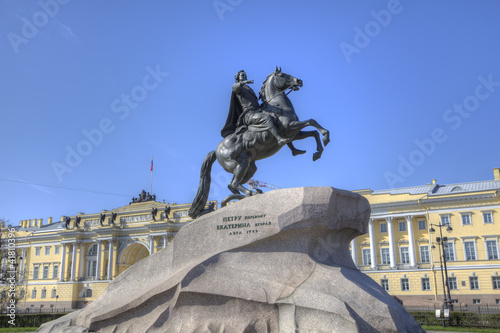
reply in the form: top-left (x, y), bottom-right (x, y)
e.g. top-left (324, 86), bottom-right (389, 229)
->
top-left (1, 0), bottom-right (499, 226)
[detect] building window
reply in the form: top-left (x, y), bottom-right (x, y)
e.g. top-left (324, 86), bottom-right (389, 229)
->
top-left (88, 244), bottom-right (98, 256)
top-left (0, 290), bottom-right (5, 300)
top-left (473, 299), bottom-right (481, 304)
top-left (54, 246), bottom-right (60, 255)
top-left (493, 276), bottom-right (500, 290)
top-left (381, 279), bottom-right (389, 291)
top-left (444, 242), bottom-right (456, 261)
top-left (448, 277), bottom-right (458, 290)
top-left (33, 266), bottom-right (39, 280)
top-left (420, 245), bottom-right (430, 263)
top-left (496, 299), bottom-right (500, 305)
top-left (440, 215), bottom-right (451, 226)
top-left (87, 260), bottom-right (97, 278)
top-left (35, 247), bottom-right (41, 256)
top-left (461, 213), bottom-right (472, 226)
top-left (398, 221), bottom-right (406, 232)
top-left (20, 289), bottom-right (25, 299)
top-left (418, 220), bottom-right (426, 230)
top-left (421, 278), bottom-right (431, 291)
top-left (486, 240), bottom-right (499, 260)
top-left (41, 288), bottom-right (46, 299)
top-left (158, 237), bottom-right (165, 247)
top-left (362, 249), bottom-right (371, 266)
top-left (381, 248), bottom-right (390, 265)
top-left (470, 276), bottom-right (480, 290)
top-left (379, 223), bottom-right (387, 233)
top-left (400, 246), bottom-right (409, 264)
top-left (31, 288), bottom-right (36, 299)
top-left (401, 278), bottom-right (410, 291)
top-left (53, 265), bottom-right (59, 279)
top-left (464, 241), bottom-right (477, 261)
top-left (483, 211), bottom-right (493, 224)
top-left (51, 288), bottom-right (57, 298)
top-left (42, 265), bottom-right (50, 279)
top-left (86, 289), bottom-right (93, 297)
top-left (45, 246), bottom-right (51, 255)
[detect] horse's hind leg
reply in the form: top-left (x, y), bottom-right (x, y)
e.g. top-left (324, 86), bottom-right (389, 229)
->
top-left (241, 161), bottom-right (257, 185)
top-left (228, 152), bottom-right (254, 196)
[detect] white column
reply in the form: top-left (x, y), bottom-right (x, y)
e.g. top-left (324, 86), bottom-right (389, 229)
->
top-left (79, 242), bottom-right (85, 279)
top-left (350, 238), bottom-right (359, 268)
top-left (70, 242), bottom-right (77, 280)
top-left (405, 215), bottom-right (417, 267)
top-left (107, 239), bottom-right (113, 280)
top-left (96, 240), bottom-right (102, 280)
top-left (163, 235), bottom-right (167, 249)
top-left (20, 249), bottom-right (26, 281)
top-left (59, 244), bottom-right (66, 281)
top-left (368, 219), bottom-right (378, 270)
top-left (149, 236), bottom-right (155, 255)
top-left (386, 217), bottom-right (397, 269)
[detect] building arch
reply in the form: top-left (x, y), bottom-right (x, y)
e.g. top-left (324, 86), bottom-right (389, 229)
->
top-left (117, 241), bottom-right (149, 275)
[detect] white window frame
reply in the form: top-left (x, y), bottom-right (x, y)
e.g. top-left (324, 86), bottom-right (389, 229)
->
top-left (398, 221), bottom-right (406, 232)
top-left (400, 246), bottom-right (410, 264)
top-left (401, 278), bottom-right (410, 291)
top-left (52, 264), bottom-right (59, 279)
top-left (492, 276), bottom-right (500, 290)
top-left (485, 239), bottom-right (500, 260)
top-left (418, 220), bottom-right (426, 230)
top-left (44, 246), bottom-right (51, 256)
top-left (42, 264), bottom-right (50, 279)
top-left (54, 246), bottom-right (60, 255)
top-left (444, 241), bottom-right (456, 261)
top-left (379, 223), bottom-right (387, 233)
top-left (448, 276), bottom-right (458, 290)
top-left (35, 247), bottom-right (41, 256)
top-left (463, 238), bottom-right (478, 261)
top-left (460, 212), bottom-right (472, 226)
top-left (51, 288), bottom-right (57, 298)
top-left (31, 288), bottom-right (36, 299)
top-left (33, 265), bottom-right (40, 280)
top-left (419, 245), bottom-right (430, 263)
top-left (381, 279), bottom-right (389, 291)
top-left (470, 276), bottom-right (480, 290)
top-left (421, 277), bottom-right (431, 291)
top-left (482, 211), bottom-right (494, 224)
top-left (381, 248), bottom-right (390, 265)
top-left (88, 244), bottom-right (98, 256)
top-left (440, 214), bottom-right (451, 226)
top-left (86, 260), bottom-right (97, 278)
top-left (362, 248), bottom-right (371, 266)
top-left (41, 288), bottom-right (46, 299)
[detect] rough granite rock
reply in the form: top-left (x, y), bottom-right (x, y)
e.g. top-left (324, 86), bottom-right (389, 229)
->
top-left (37, 187), bottom-right (425, 333)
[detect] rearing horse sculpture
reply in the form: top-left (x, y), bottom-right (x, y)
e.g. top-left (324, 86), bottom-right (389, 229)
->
top-left (188, 68), bottom-right (330, 218)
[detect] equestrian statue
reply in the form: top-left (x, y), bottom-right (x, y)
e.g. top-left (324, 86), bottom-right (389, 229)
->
top-left (188, 67), bottom-right (330, 218)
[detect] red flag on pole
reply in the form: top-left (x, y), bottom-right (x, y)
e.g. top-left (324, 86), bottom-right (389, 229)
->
top-left (150, 158), bottom-right (153, 171)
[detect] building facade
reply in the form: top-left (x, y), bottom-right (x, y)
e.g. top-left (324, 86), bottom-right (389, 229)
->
top-left (0, 191), bottom-right (216, 311)
top-left (352, 168), bottom-right (500, 306)
top-left (1, 170), bottom-right (500, 310)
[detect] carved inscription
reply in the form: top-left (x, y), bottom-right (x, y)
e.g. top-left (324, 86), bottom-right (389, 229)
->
top-left (217, 214), bottom-right (271, 236)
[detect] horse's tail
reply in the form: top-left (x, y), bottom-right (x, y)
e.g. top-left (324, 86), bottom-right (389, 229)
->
top-left (188, 150), bottom-right (217, 219)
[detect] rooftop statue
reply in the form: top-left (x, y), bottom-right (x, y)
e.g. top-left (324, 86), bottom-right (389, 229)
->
top-left (189, 67), bottom-right (329, 218)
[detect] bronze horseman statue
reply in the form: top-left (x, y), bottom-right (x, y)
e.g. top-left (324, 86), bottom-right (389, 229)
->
top-left (188, 67), bottom-right (330, 218)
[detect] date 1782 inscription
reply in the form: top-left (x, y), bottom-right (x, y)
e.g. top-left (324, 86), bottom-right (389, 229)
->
top-left (217, 214), bottom-right (272, 235)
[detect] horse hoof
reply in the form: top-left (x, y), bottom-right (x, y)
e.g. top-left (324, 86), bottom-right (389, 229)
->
top-left (322, 135), bottom-right (330, 146)
top-left (313, 152), bottom-right (321, 161)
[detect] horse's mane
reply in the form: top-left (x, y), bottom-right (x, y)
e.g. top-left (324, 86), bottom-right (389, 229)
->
top-left (259, 72), bottom-right (275, 102)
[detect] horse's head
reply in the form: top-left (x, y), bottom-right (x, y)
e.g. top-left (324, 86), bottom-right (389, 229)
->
top-left (260, 67), bottom-right (303, 102)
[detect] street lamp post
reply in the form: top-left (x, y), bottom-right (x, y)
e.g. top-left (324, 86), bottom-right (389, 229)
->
top-left (430, 222), bottom-right (454, 312)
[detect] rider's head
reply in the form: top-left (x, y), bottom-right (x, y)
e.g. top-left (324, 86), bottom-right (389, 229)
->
top-left (235, 70), bottom-right (247, 82)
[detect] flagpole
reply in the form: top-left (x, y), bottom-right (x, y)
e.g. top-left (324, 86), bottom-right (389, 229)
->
top-left (150, 156), bottom-right (153, 195)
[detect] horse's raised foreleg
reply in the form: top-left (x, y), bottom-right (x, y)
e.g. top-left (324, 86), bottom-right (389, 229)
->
top-left (292, 130), bottom-right (324, 161)
top-left (289, 119), bottom-right (330, 146)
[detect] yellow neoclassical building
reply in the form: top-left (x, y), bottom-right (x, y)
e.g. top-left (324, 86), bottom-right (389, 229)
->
top-left (1, 169), bottom-right (500, 311)
top-left (0, 191), bottom-right (216, 311)
top-left (352, 168), bottom-right (500, 306)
